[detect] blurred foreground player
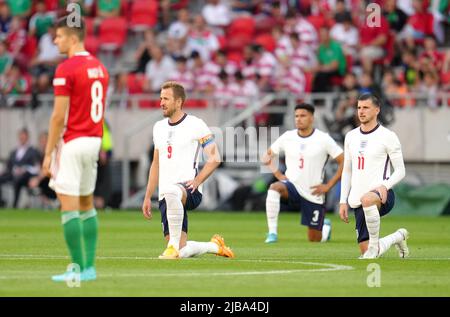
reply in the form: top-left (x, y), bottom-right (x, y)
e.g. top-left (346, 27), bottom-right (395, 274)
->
top-left (43, 16), bottom-right (109, 281)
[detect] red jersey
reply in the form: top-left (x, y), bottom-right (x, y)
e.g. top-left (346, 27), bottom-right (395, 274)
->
top-left (53, 52), bottom-right (109, 143)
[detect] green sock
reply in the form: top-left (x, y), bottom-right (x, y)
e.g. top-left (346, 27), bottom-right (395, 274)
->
top-left (61, 211), bottom-right (84, 271)
top-left (80, 209), bottom-right (98, 269)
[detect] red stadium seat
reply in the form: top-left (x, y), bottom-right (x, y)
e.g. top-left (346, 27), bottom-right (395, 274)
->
top-left (85, 17), bottom-right (95, 36)
top-left (184, 99), bottom-right (208, 108)
top-left (227, 16), bottom-right (255, 38)
top-left (254, 33), bottom-right (276, 53)
top-left (99, 17), bottom-right (127, 51)
top-left (85, 36), bottom-right (100, 56)
top-left (127, 73), bottom-right (155, 108)
top-left (129, 0), bottom-right (158, 32)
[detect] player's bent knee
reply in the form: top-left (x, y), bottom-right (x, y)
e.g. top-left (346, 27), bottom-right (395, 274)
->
top-left (269, 182), bottom-right (284, 193)
top-left (360, 194), bottom-right (377, 207)
top-left (162, 184), bottom-right (183, 202)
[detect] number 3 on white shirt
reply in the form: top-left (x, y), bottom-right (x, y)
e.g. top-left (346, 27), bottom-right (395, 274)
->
top-left (90, 80), bottom-right (103, 123)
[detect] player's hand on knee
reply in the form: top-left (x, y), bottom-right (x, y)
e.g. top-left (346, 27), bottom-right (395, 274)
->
top-left (339, 203), bottom-right (349, 223)
top-left (142, 199), bottom-right (152, 220)
top-left (373, 185), bottom-right (388, 204)
top-left (185, 179), bottom-right (200, 193)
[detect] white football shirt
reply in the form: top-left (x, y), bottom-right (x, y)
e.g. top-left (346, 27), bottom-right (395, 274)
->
top-left (340, 124), bottom-right (406, 208)
top-left (270, 128), bottom-right (343, 204)
top-left (153, 114), bottom-right (213, 200)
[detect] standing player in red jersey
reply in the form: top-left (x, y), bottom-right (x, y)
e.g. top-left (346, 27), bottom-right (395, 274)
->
top-left (42, 16), bottom-right (109, 282)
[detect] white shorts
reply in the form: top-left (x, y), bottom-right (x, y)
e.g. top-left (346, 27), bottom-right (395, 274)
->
top-left (49, 137), bottom-right (102, 196)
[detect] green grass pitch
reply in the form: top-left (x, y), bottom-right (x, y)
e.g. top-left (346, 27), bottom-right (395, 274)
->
top-left (1, 209), bottom-right (449, 297)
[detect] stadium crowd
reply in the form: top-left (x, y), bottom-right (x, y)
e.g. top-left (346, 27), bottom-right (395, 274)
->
top-left (0, 0), bottom-right (448, 110)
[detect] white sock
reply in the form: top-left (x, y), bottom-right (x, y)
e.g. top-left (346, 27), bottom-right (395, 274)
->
top-left (378, 230), bottom-right (404, 256)
top-left (266, 190), bottom-right (281, 234)
top-left (179, 241), bottom-right (219, 258)
top-left (164, 186), bottom-right (184, 251)
top-left (321, 223), bottom-right (331, 242)
top-left (363, 205), bottom-right (380, 251)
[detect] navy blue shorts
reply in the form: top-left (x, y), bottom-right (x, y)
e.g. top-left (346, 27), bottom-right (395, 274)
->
top-left (159, 184), bottom-right (202, 237)
top-left (280, 180), bottom-right (326, 231)
top-left (352, 189), bottom-right (395, 243)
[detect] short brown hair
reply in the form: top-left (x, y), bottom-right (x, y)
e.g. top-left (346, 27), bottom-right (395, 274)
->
top-left (56, 16), bottom-right (85, 41)
top-left (161, 81), bottom-right (186, 106)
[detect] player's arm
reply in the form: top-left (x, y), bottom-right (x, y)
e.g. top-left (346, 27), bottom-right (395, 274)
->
top-left (142, 148), bottom-right (159, 219)
top-left (42, 96), bottom-right (69, 177)
top-left (311, 153), bottom-right (344, 195)
top-left (261, 148), bottom-right (287, 181)
top-left (339, 137), bottom-right (352, 223)
top-left (374, 132), bottom-right (406, 204)
top-left (186, 135), bottom-right (221, 193)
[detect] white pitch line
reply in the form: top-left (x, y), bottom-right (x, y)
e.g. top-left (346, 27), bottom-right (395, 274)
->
top-left (0, 254), bottom-right (354, 279)
top-left (0, 263), bottom-right (353, 280)
top-left (0, 254), bottom-right (449, 261)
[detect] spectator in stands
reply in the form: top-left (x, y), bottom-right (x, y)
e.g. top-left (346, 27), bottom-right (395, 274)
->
top-left (414, 70), bottom-right (440, 108)
top-left (184, 14), bottom-right (220, 62)
top-left (0, 2), bottom-right (12, 39)
top-left (419, 35), bottom-right (444, 73)
top-left (215, 49), bottom-right (238, 76)
top-left (106, 72), bottom-right (128, 109)
top-left (231, 0), bottom-right (260, 15)
top-left (383, 0), bottom-right (408, 34)
top-left (251, 43), bottom-right (277, 92)
top-left (213, 69), bottom-right (239, 108)
top-left (0, 40), bottom-right (12, 75)
top-left (202, 0), bottom-right (232, 34)
top-left (167, 9), bottom-right (191, 58)
top-left (0, 128), bottom-right (40, 208)
top-left (330, 12), bottom-right (359, 59)
top-left (0, 62), bottom-right (29, 105)
top-left (257, 1), bottom-right (286, 31)
top-left (287, 32), bottom-right (318, 72)
top-left (5, 17), bottom-right (26, 67)
top-left (273, 56), bottom-right (306, 96)
top-left (401, 49), bottom-right (420, 87)
top-left (189, 50), bottom-right (216, 94)
top-left (359, 7), bottom-right (390, 74)
top-left (168, 56), bottom-right (195, 92)
top-left (323, 72), bottom-right (360, 141)
top-left (284, 8), bottom-right (318, 50)
top-left (144, 46), bottom-right (176, 93)
top-left (97, 0), bottom-right (121, 19)
top-left (28, 1), bottom-right (56, 40)
top-left (240, 44), bottom-right (256, 80)
top-left (400, 0), bottom-right (434, 49)
top-left (30, 25), bottom-right (63, 92)
top-left (160, 0), bottom-right (189, 29)
top-left (312, 26), bottom-right (346, 92)
top-left (233, 70), bottom-right (259, 110)
top-left (6, 0), bottom-right (31, 18)
top-left (359, 72), bottom-right (381, 95)
top-left (382, 68), bottom-right (412, 108)
top-left (28, 131), bottom-right (56, 209)
top-left (134, 29), bottom-right (157, 73)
